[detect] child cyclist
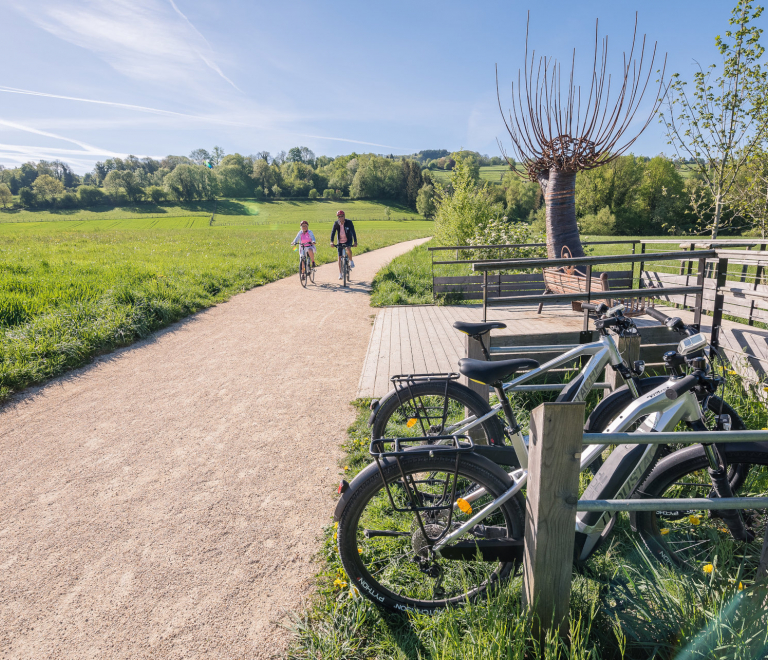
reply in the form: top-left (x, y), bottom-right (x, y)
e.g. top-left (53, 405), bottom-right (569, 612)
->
top-left (291, 221), bottom-right (317, 268)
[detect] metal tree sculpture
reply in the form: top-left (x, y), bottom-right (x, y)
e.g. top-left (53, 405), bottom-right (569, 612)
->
top-left (498, 16), bottom-right (666, 259)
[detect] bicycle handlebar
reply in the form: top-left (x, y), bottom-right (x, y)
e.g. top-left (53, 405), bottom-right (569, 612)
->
top-left (665, 372), bottom-right (702, 400)
top-left (645, 307), bottom-right (670, 323)
top-left (582, 302), bottom-right (608, 314)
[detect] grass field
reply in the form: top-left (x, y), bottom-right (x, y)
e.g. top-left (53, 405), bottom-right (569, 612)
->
top-left (429, 165), bottom-right (513, 186)
top-left (0, 199), bottom-right (422, 225)
top-left (0, 218), bottom-right (432, 401)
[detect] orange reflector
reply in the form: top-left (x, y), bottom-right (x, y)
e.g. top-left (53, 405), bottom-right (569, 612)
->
top-left (406, 418), bottom-right (417, 428)
top-left (457, 498), bottom-right (472, 515)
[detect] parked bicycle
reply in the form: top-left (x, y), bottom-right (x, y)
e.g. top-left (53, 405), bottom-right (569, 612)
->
top-left (335, 306), bottom-right (763, 613)
top-left (368, 303), bottom-right (662, 463)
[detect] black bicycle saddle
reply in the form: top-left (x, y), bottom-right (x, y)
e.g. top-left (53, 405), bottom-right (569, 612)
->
top-left (458, 357), bottom-right (539, 385)
top-left (453, 321), bottom-right (507, 337)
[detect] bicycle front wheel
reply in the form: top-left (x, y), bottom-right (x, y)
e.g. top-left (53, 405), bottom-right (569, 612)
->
top-left (371, 380), bottom-right (507, 448)
top-left (635, 444), bottom-right (768, 576)
top-left (337, 452), bottom-right (525, 613)
top-left (299, 258), bottom-right (307, 287)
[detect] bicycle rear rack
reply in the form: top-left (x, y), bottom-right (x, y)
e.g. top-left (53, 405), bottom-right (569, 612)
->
top-left (388, 373), bottom-right (461, 437)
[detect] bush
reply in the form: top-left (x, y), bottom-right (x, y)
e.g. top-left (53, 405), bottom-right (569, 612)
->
top-left (56, 192), bottom-right (78, 209)
top-left (147, 186), bottom-right (166, 204)
top-left (322, 189), bottom-right (334, 199)
top-left (308, 188), bottom-right (318, 199)
top-left (77, 185), bottom-right (106, 207)
top-left (580, 206), bottom-right (617, 235)
top-left (416, 184), bottom-right (436, 217)
top-left (434, 156), bottom-right (503, 245)
top-left (18, 187), bottom-right (35, 208)
top-left (467, 217), bottom-right (546, 260)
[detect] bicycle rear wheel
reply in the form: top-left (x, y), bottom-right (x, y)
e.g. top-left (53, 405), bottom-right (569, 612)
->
top-left (343, 257), bottom-right (348, 286)
top-left (299, 258), bottom-right (307, 287)
top-left (371, 380), bottom-right (507, 448)
top-left (635, 444), bottom-right (768, 576)
top-left (337, 452), bottom-right (525, 613)
top-left (309, 260), bottom-right (315, 283)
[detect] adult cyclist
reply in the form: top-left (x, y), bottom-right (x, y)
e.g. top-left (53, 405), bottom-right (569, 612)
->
top-left (330, 210), bottom-right (357, 280)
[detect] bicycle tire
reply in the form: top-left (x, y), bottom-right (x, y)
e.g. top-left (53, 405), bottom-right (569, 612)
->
top-left (337, 452), bottom-right (525, 613)
top-left (371, 380), bottom-right (507, 449)
top-left (299, 258), bottom-right (307, 288)
top-left (343, 257), bottom-right (348, 287)
top-left (634, 443), bottom-right (768, 573)
top-left (309, 260), bottom-right (315, 283)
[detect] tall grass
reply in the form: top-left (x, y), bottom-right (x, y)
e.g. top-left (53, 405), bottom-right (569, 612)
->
top-left (0, 220), bottom-right (432, 400)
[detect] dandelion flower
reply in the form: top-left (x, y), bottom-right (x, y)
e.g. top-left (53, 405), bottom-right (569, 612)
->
top-left (660, 528), bottom-right (670, 535)
top-left (719, 528), bottom-right (729, 534)
top-left (334, 578), bottom-right (347, 589)
top-left (738, 581), bottom-right (744, 590)
top-left (703, 563), bottom-right (714, 574)
top-left (689, 515), bottom-right (702, 525)
top-left (358, 548), bottom-right (363, 554)
top-left (344, 466), bottom-right (349, 471)
top-left (350, 586), bottom-right (360, 597)
top-left (334, 522), bottom-right (338, 529)
top-left (333, 532), bottom-right (337, 541)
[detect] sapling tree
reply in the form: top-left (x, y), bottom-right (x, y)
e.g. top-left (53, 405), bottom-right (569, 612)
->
top-left (660, 0), bottom-right (768, 238)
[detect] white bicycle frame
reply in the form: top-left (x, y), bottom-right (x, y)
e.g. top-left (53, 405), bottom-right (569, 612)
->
top-left (433, 361), bottom-right (707, 557)
top-left (448, 333), bottom-right (627, 469)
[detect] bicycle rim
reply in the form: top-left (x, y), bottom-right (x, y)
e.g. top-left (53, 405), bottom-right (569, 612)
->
top-left (338, 455), bottom-right (523, 611)
top-left (637, 448), bottom-right (768, 577)
top-left (299, 259), bottom-right (307, 287)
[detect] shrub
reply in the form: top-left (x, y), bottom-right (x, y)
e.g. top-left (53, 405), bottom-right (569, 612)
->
top-left (467, 216), bottom-right (546, 260)
top-left (77, 185), bottom-right (106, 207)
top-left (18, 187), bottom-right (35, 208)
top-left (434, 156), bottom-right (503, 245)
top-left (0, 183), bottom-right (12, 208)
top-left (322, 189), bottom-right (334, 199)
top-left (580, 206), bottom-right (617, 235)
top-left (56, 192), bottom-right (78, 209)
top-left (147, 186), bottom-right (166, 204)
top-left (416, 184), bottom-right (436, 217)
top-left (308, 188), bottom-right (318, 199)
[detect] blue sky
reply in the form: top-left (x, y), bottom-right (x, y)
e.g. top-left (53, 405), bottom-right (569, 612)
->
top-left (0, 0), bottom-right (750, 173)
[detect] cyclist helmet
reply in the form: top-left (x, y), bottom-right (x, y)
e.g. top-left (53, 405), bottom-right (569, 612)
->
top-left (300, 220), bottom-right (308, 226)
top-left (336, 210), bottom-right (345, 218)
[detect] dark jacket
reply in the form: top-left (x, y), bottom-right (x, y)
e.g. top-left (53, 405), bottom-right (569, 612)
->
top-left (331, 219), bottom-right (357, 244)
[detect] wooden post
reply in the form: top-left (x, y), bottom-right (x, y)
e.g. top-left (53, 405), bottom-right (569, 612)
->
top-left (522, 402), bottom-right (585, 643)
top-left (464, 331), bottom-right (490, 405)
top-left (604, 334), bottom-right (641, 391)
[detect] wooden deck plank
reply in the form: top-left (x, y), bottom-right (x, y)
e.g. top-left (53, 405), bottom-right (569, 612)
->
top-left (405, 306), bottom-right (428, 374)
top-left (413, 307), bottom-right (441, 374)
top-left (388, 307), bottom-right (403, 380)
top-left (419, 306), bottom-right (454, 373)
top-left (398, 306), bottom-right (415, 376)
top-left (357, 310), bottom-right (385, 398)
top-left (373, 308), bottom-right (394, 396)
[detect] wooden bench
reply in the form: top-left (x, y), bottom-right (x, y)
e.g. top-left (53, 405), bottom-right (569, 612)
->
top-left (539, 247), bottom-right (646, 316)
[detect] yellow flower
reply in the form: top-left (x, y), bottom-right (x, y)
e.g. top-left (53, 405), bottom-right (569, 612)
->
top-left (738, 581), bottom-right (745, 590)
top-left (358, 548), bottom-right (363, 554)
top-left (333, 532), bottom-right (337, 541)
top-left (703, 563), bottom-right (714, 574)
top-left (350, 586), bottom-right (360, 597)
top-left (728, 370), bottom-right (737, 375)
top-left (334, 522), bottom-right (338, 529)
top-left (689, 515), bottom-right (702, 525)
top-left (344, 466), bottom-right (349, 471)
top-left (660, 528), bottom-right (670, 535)
top-left (719, 528), bottom-right (729, 534)
top-left (334, 578), bottom-right (348, 589)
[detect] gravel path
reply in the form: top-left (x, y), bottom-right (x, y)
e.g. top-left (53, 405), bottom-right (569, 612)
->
top-left (0, 237), bottom-right (429, 660)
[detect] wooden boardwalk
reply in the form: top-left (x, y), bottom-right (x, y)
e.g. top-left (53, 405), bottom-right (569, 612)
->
top-left (357, 303), bottom-right (768, 398)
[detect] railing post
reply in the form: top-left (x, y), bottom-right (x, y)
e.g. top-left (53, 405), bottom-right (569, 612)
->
top-left (638, 242), bottom-right (646, 284)
top-left (693, 256), bottom-right (707, 329)
top-left (482, 271), bottom-right (488, 322)
top-left (710, 257), bottom-right (729, 351)
top-left (523, 402), bottom-right (585, 644)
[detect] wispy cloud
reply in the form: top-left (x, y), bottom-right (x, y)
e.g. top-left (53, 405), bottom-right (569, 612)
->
top-left (13, 0), bottom-right (238, 92)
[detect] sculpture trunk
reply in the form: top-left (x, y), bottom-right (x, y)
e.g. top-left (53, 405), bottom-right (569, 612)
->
top-left (537, 169), bottom-right (584, 260)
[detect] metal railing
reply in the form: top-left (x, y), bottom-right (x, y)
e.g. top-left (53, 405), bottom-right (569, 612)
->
top-left (577, 429), bottom-right (768, 513)
top-left (472, 249), bottom-right (715, 322)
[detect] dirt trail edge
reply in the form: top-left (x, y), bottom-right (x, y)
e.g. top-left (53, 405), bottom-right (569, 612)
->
top-left (0, 237), bottom-right (430, 660)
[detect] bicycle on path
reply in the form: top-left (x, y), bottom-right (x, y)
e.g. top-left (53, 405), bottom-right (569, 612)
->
top-left (335, 306), bottom-right (762, 613)
top-left (298, 246), bottom-right (316, 288)
top-left (332, 243), bottom-right (352, 287)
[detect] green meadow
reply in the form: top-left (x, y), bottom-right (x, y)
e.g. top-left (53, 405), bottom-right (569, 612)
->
top-left (0, 198), bottom-right (423, 225)
top-left (0, 217), bottom-right (432, 400)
